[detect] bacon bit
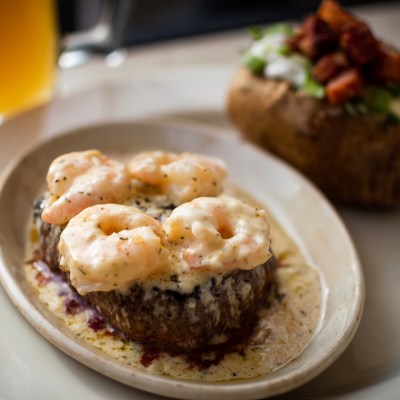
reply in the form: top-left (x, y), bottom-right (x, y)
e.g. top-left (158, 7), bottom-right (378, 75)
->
top-left (273, 1), bottom-right (396, 105)
top-left (326, 68), bottom-right (363, 105)
top-left (312, 52), bottom-right (348, 82)
top-left (318, 0), bottom-right (356, 33)
top-left (286, 35), bottom-right (300, 53)
top-left (370, 44), bottom-right (400, 84)
top-left (341, 21), bottom-right (379, 65)
top-left (294, 15), bottom-right (337, 60)
top-left (140, 349), bottom-right (160, 367)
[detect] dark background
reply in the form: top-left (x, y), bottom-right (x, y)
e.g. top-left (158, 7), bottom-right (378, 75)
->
top-left (57, 0), bottom-right (399, 50)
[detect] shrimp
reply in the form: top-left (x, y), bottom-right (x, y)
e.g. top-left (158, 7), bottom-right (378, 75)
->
top-left (164, 195), bottom-right (271, 272)
top-left (128, 151), bottom-right (227, 204)
top-left (41, 150), bottom-right (132, 225)
top-left (58, 204), bottom-right (170, 295)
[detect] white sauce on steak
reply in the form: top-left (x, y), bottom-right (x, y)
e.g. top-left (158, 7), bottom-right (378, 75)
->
top-left (25, 184), bottom-right (322, 382)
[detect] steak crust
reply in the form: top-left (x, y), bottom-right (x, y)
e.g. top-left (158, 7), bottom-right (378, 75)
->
top-left (86, 259), bottom-right (275, 354)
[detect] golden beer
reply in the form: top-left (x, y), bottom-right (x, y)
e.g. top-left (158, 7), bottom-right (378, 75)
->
top-left (0, 0), bottom-right (57, 118)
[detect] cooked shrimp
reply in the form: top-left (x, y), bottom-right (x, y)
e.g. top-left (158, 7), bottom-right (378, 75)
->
top-left (165, 195), bottom-right (271, 272)
top-left (128, 151), bottom-right (227, 204)
top-left (41, 150), bottom-right (132, 225)
top-left (59, 204), bottom-right (170, 295)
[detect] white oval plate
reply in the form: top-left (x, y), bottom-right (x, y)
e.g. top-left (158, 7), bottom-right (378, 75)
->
top-left (0, 120), bottom-right (364, 399)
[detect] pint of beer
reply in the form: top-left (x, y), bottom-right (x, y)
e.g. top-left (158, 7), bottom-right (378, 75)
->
top-left (0, 0), bottom-right (57, 118)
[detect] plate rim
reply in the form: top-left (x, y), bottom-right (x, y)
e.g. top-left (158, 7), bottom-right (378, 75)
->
top-left (0, 118), bottom-right (365, 400)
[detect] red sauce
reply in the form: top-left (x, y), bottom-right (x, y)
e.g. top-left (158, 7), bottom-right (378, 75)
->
top-left (64, 298), bottom-right (82, 315)
top-left (87, 315), bottom-right (106, 332)
top-left (29, 247), bottom-right (274, 372)
top-left (140, 349), bottom-right (161, 367)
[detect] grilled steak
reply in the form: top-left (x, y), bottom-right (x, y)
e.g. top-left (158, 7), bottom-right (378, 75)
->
top-left (86, 259), bottom-right (275, 354)
top-left (36, 202), bottom-right (276, 355)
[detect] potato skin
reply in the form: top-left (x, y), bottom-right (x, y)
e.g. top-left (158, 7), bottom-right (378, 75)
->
top-left (227, 68), bottom-right (400, 207)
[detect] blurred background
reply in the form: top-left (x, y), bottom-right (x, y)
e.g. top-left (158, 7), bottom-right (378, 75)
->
top-left (57, 0), bottom-right (399, 52)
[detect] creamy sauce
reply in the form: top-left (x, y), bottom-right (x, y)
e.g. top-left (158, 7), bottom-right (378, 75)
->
top-left (164, 195), bottom-right (271, 273)
top-left (58, 204), bottom-right (170, 295)
top-left (25, 184), bottom-right (322, 382)
top-left (128, 151), bottom-right (227, 205)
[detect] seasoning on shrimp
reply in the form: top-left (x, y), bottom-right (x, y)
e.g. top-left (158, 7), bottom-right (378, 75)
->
top-left (165, 195), bottom-right (271, 272)
top-left (58, 204), bottom-right (169, 295)
top-left (57, 195), bottom-right (271, 293)
top-left (128, 151), bottom-right (227, 205)
top-left (42, 150), bottom-right (133, 225)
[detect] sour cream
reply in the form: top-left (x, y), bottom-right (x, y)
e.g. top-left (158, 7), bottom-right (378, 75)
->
top-left (248, 34), bottom-right (287, 58)
top-left (247, 31), bottom-right (309, 88)
top-left (265, 56), bottom-right (307, 87)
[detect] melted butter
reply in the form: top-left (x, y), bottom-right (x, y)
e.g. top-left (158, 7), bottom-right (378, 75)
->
top-left (25, 184), bottom-right (322, 382)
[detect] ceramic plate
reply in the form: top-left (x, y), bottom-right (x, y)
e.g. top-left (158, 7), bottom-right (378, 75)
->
top-left (0, 120), bottom-right (364, 399)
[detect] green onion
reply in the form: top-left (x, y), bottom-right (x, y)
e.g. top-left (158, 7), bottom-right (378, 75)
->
top-left (242, 53), bottom-right (266, 75)
top-left (301, 76), bottom-right (325, 99)
top-left (290, 53), bottom-right (310, 69)
top-left (264, 23), bottom-right (294, 37)
top-left (363, 87), bottom-right (392, 113)
top-left (277, 45), bottom-right (291, 55)
top-left (248, 26), bottom-right (263, 40)
top-left (248, 23), bottom-right (294, 41)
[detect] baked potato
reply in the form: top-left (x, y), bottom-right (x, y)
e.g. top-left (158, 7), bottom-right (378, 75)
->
top-left (227, 0), bottom-right (400, 206)
top-left (228, 68), bottom-right (400, 206)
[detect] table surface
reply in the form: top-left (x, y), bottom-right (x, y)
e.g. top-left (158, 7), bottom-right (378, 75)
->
top-left (1, 2), bottom-right (400, 399)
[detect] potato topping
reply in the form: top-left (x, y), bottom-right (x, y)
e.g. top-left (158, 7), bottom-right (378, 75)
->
top-left (244, 0), bottom-right (400, 114)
